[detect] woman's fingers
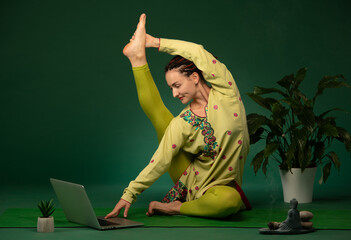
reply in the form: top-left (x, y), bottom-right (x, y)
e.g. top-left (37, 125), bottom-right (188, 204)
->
top-left (105, 201), bottom-right (124, 219)
top-left (123, 204), bottom-right (130, 218)
top-left (106, 199), bottom-right (132, 218)
top-left (105, 209), bottom-right (120, 219)
top-left (146, 202), bottom-right (155, 216)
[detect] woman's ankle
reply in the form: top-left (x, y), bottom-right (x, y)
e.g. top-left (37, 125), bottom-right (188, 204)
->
top-left (129, 56), bottom-right (147, 68)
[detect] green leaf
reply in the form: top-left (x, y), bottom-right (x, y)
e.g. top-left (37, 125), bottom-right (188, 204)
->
top-left (336, 127), bottom-right (351, 152)
top-left (283, 97), bottom-right (304, 116)
top-left (246, 113), bottom-right (268, 145)
top-left (40, 200), bottom-right (45, 209)
top-left (38, 203), bottom-right (45, 217)
top-left (271, 103), bottom-right (289, 127)
top-left (247, 93), bottom-right (274, 111)
top-left (285, 122), bottom-right (302, 134)
top-left (328, 151), bottom-right (341, 170)
top-left (294, 89), bottom-right (309, 104)
top-left (253, 86), bottom-right (288, 98)
top-left (246, 113), bottom-right (268, 135)
top-left (264, 142), bottom-right (280, 159)
top-left (37, 199), bottom-right (55, 217)
top-left (313, 141), bottom-right (325, 164)
top-left (47, 204), bottom-right (54, 213)
top-left (300, 144), bottom-right (312, 171)
top-left (277, 74), bottom-right (294, 90)
top-left (314, 74), bottom-right (350, 102)
top-left (296, 128), bottom-right (309, 150)
top-left (296, 106), bottom-right (315, 131)
top-left (318, 123), bottom-right (339, 138)
top-left (285, 141), bottom-right (297, 170)
top-left (262, 158), bottom-right (269, 175)
top-left (251, 150), bottom-right (265, 174)
top-left (322, 162), bottom-right (332, 183)
top-left (48, 199), bottom-right (55, 208)
top-left (293, 67), bottom-right (307, 90)
top-left (266, 132), bottom-right (275, 143)
top-left (249, 127), bottom-right (264, 145)
top-left (268, 121), bottom-right (283, 136)
top-left (288, 128), bottom-right (308, 168)
top-left (319, 108), bottom-right (348, 119)
top-left (47, 209), bottom-right (55, 217)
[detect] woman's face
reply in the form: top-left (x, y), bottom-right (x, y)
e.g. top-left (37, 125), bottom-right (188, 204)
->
top-left (165, 69), bottom-right (198, 104)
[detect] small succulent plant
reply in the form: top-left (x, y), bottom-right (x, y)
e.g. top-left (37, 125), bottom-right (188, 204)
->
top-left (38, 199), bottom-right (55, 218)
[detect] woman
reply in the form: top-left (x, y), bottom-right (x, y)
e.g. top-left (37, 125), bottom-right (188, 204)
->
top-left (105, 13), bottom-right (251, 219)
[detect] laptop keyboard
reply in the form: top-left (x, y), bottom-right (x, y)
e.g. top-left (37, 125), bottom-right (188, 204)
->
top-left (98, 218), bottom-right (120, 226)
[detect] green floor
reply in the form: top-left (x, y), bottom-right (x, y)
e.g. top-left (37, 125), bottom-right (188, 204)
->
top-left (2, 228), bottom-right (351, 240)
top-left (1, 183), bottom-right (351, 240)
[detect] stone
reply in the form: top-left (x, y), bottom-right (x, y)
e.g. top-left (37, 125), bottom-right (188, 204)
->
top-left (300, 211), bottom-right (314, 221)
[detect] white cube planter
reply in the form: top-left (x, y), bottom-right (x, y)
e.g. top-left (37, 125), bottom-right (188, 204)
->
top-left (279, 167), bottom-right (317, 203)
top-left (37, 216), bottom-right (54, 233)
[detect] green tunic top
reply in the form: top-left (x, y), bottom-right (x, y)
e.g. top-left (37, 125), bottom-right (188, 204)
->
top-left (121, 38), bottom-right (250, 204)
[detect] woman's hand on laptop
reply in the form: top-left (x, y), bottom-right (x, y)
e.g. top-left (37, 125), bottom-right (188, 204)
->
top-left (105, 199), bottom-right (131, 219)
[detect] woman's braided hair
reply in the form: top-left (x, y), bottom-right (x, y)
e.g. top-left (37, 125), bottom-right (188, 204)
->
top-left (164, 55), bottom-right (205, 81)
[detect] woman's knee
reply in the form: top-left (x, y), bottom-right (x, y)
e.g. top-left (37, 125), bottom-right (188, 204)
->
top-left (209, 186), bottom-right (242, 216)
top-left (180, 186), bottom-right (242, 218)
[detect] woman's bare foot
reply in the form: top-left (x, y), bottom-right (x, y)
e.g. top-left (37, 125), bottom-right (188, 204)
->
top-left (123, 13), bottom-right (147, 67)
top-left (146, 201), bottom-right (182, 216)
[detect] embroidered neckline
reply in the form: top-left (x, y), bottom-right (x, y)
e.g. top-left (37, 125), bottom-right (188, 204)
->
top-left (180, 108), bottom-right (218, 160)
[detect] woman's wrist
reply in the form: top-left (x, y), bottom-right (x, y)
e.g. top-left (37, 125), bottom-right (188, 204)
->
top-left (120, 198), bottom-right (131, 205)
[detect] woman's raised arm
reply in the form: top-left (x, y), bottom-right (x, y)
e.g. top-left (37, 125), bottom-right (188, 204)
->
top-left (159, 38), bottom-right (238, 97)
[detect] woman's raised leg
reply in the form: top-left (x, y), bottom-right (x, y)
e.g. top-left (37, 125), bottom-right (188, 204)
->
top-left (131, 64), bottom-right (173, 142)
top-left (123, 14), bottom-right (191, 183)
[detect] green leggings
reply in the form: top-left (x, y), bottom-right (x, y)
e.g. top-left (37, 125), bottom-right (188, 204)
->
top-left (132, 64), bottom-right (242, 218)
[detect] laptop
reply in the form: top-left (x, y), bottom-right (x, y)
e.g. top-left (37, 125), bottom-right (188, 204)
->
top-left (50, 178), bottom-right (144, 230)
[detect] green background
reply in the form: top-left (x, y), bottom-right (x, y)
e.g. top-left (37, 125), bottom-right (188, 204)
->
top-left (1, 0), bottom-right (351, 203)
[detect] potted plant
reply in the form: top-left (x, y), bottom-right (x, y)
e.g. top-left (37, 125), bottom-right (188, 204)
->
top-left (37, 199), bottom-right (55, 233)
top-left (246, 67), bottom-right (351, 203)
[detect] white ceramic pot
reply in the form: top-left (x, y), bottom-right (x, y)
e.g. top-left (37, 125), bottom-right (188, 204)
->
top-left (279, 167), bottom-right (317, 203)
top-left (37, 216), bottom-right (54, 233)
